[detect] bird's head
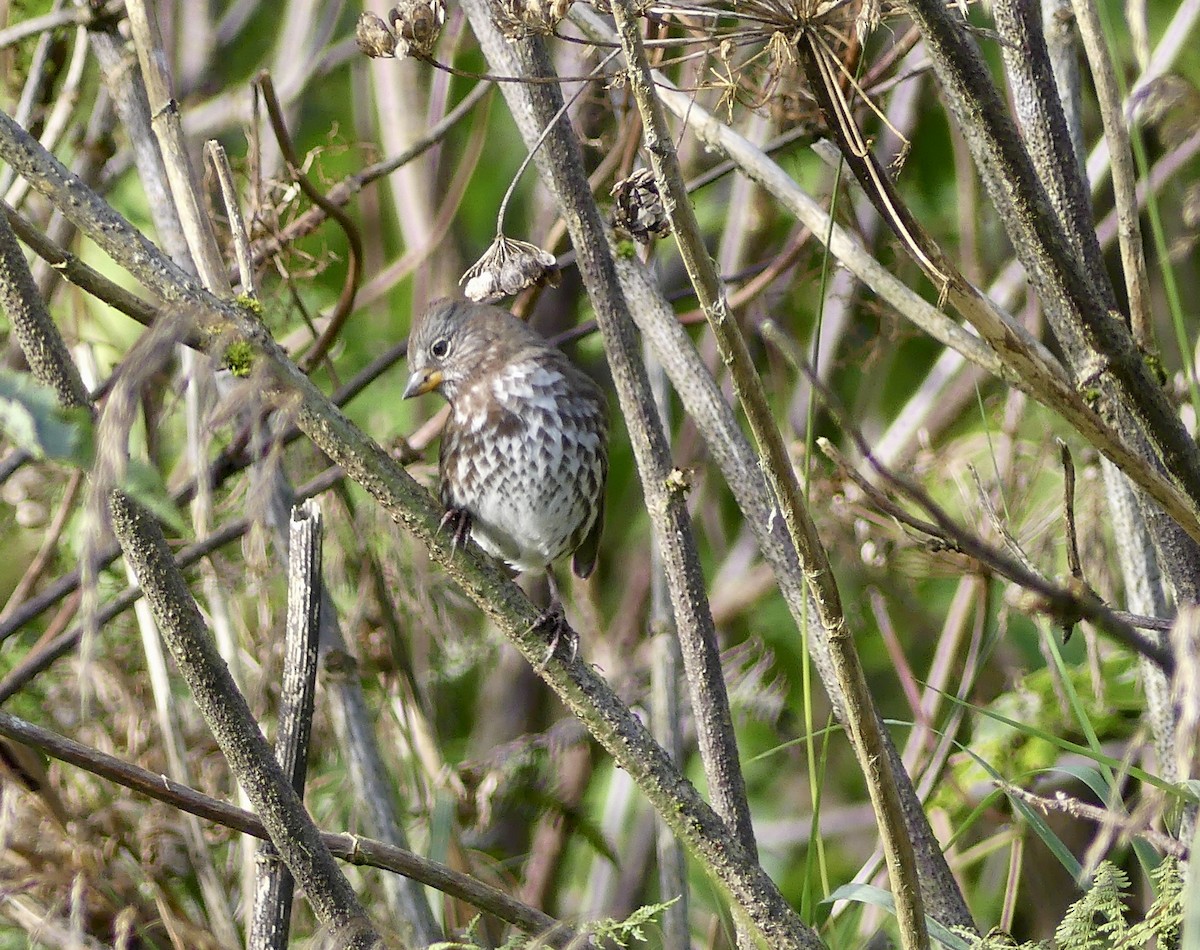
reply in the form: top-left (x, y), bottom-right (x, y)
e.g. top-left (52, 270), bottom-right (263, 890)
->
top-left (404, 298), bottom-right (540, 402)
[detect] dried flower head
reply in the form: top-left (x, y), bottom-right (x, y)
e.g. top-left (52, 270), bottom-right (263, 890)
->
top-left (611, 168), bottom-right (671, 243)
top-left (355, 12), bottom-right (398, 58)
top-left (390, 0), bottom-right (446, 58)
top-left (461, 236), bottom-right (560, 302)
top-left (1184, 182), bottom-right (1200, 230)
top-left (493, 0), bottom-right (573, 37)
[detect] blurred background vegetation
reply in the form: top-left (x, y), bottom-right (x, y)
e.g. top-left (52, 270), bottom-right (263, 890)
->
top-left (2, 0), bottom-right (1200, 945)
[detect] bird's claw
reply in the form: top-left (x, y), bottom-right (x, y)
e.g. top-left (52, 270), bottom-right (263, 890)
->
top-left (439, 506), bottom-right (473, 552)
top-left (531, 602), bottom-right (578, 671)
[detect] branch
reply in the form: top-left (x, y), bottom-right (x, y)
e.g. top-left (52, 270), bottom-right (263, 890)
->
top-left (608, 5), bottom-right (927, 946)
top-left (0, 209), bottom-right (90, 410)
top-left (452, 6), bottom-right (781, 942)
top-left (108, 491), bottom-right (379, 948)
top-left (567, 6), bottom-right (1200, 555)
top-left (250, 501), bottom-right (326, 950)
top-left (0, 103), bottom-right (804, 950)
top-left (902, 0), bottom-right (1200, 529)
top-left (0, 707), bottom-right (575, 946)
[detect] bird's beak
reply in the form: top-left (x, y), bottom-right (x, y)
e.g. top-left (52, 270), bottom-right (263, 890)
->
top-left (403, 367), bottom-right (443, 399)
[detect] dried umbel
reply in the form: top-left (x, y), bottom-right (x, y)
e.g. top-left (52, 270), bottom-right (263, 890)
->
top-left (355, 12), bottom-right (398, 58)
top-left (461, 236), bottom-right (560, 302)
top-left (391, 0), bottom-right (446, 57)
top-left (493, 0), bottom-right (573, 37)
top-left (611, 168), bottom-right (671, 243)
top-left (354, 0), bottom-right (445, 60)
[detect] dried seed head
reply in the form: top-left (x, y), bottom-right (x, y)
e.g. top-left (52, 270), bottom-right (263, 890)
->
top-left (856, 0), bottom-right (880, 42)
top-left (390, 0), bottom-right (446, 58)
top-left (460, 236), bottom-right (560, 302)
top-left (493, 0), bottom-right (573, 37)
top-left (1134, 75), bottom-right (1200, 149)
top-left (1184, 182), bottom-right (1200, 230)
top-left (611, 168), bottom-right (671, 243)
top-left (355, 12), bottom-right (398, 58)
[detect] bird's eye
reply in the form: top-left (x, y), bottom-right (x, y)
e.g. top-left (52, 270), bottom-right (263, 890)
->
top-left (430, 338), bottom-right (450, 359)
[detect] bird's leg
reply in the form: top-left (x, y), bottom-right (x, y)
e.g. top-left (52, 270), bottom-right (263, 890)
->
top-left (439, 506), bottom-right (473, 552)
top-left (533, 568), bottom-right (578, 669)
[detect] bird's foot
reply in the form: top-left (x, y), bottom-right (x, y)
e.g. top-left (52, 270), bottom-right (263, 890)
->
top-left (439, 506), bottom-right (473, 552)
top-left (530, 601), bottom-right (578, 671)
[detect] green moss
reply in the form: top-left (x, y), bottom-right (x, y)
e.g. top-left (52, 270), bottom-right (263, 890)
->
top-left (235, 294), bottom-right (264, 315)
top-left (223, 340), bottom-right (256, 377)
top-left (1143, 350), bottom-right (1168, 387)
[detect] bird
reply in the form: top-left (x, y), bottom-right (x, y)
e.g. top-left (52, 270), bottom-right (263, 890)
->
top-left (403, 298), bottom-right (608, 661)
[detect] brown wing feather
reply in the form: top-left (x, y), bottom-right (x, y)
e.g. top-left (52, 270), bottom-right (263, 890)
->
top-left (572, 492), bottom-right (604, 579)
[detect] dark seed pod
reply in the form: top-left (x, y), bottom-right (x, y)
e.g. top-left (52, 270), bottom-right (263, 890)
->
top-left (611, 168), bottom-right (671, 243)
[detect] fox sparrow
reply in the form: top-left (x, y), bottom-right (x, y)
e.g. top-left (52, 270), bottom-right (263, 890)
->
top-left (404, 298), bottom-right (608, 655)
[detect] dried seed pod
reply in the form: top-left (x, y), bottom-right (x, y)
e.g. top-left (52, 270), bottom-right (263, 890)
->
top-left (493, 0), bottom-right (573, 37)
top-left (461, 235), bottom-right (560, 302)
top-left (355, 12), bottom-right (398, 58)
top-left (1183, 182), bottom-right (1200, 230)
top-left (389, 0), bottom-right (446, 58)
top-left (611, 168), bottom-right (671, 243)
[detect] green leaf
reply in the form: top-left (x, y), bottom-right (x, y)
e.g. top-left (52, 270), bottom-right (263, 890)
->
top-left (823, 883), bottom-right (972, 949)
top-left (121, 459), bottom-right (185, 535)
top-left (0, 370), bottom-right (93, 466)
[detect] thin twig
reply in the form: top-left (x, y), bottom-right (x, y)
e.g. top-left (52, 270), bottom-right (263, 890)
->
top-left (3, 201), bottom-right (163, 331)
top-left (206, 140), bottom-right (257, 297)
top-left (246, 79), bottom-right (493, 273)
top-left (1001, 782), bottom-right (1187, 858)
top-left (0, 470), bottom-right (83, 623)
top-left (0, 707), bottom-right (576, 946)
top-left (816, 427), bottom-right (1172, 669)
top-left (124, 0), bottom-right (231, 294)
top-left (0, 466), bottom-right (344, 706)
top-left (1059, 440), bottom-right (1085, 583)
top-left (1069, 0), bottom-right (1153, 347)
top-left (0, 4), bottom-right (100, 51)
top-left (256, 71), bottom-right (361, 374)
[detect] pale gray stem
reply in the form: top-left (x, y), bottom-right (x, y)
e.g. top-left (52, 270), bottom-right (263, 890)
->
top-left (646, 345), bottom-right (690, 948)
top-left (262, 470), bottom-right (443, 945)
top-left (608, 3), bottom-right (927, 945)
top-left (250, 502), bottom-right (326, 950)
top-left (998, 0), bottom-right (1189, 797)
top-left (1068, 0), bottom-right (1153, 346)
top-left (905, 0), bottom-right (1200, 528)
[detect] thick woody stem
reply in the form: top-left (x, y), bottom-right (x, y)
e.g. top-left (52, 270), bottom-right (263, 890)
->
top-left (453, 2), bottom-right (775, 938)
top-left (108, 493), bottom-right (380, 949)
top-left (608, 4), bottom-right (929, 946)
top-left (0, 102), bottom-right (813, 950)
